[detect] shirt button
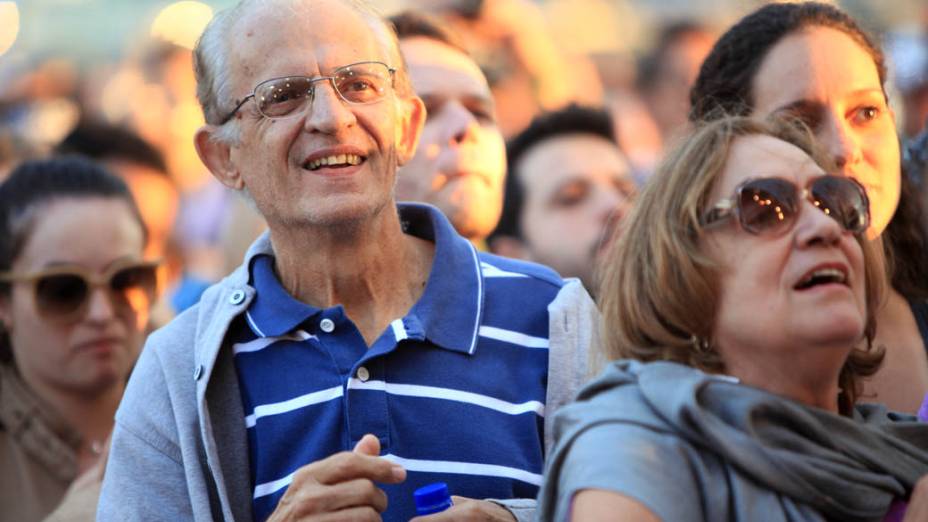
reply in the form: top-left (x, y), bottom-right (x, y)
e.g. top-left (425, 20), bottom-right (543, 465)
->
top-left (229, 290), bottom-right (246, 305)
top-left (320, 318), bottom-right (335, 333)
top-left (357, 366), bottom-right (370, 382)
top-left (193, 365), bottom-right (204, 381)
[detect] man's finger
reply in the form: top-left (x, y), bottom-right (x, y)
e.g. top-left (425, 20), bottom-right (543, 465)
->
top-left (321, 478), bottom-right (390, 513)
top-left (353, 434), bottom-right (381, 456)
top-left (309, 451), bottom-right (406, 485)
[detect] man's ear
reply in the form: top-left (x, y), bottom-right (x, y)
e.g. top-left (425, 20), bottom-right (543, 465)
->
top-left (394, 94), bottom-right (426, 166)
top-left (194, 125), bottom-right (244, 191)
top-left (488, 235), bottom-right (531, 261)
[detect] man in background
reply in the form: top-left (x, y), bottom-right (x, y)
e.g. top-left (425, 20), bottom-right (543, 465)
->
top-left (392, 11), bottom-right (507, 247)
top-left (490, 104), bottom-right (635, 292)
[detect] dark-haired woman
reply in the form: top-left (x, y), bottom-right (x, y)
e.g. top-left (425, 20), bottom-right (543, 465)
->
top-left (690, 1), bottom-right (928, 413)
top-left (0, 157), bottom-right (158, 520)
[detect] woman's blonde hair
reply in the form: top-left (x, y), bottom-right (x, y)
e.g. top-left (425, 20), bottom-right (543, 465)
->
top-left (597, 115), bottom-right (884, 412)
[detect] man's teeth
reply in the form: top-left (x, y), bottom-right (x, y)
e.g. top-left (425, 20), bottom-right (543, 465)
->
top-left (306, 154), bottom-right (362, 170)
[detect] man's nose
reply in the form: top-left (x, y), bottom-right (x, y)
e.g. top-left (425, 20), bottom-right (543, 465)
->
top-left (303, 80), bottom-right (357, 133)
top-left (442, 102), bottom-right (480, 145)
top-left (598, 184), bottom-right (633, 223)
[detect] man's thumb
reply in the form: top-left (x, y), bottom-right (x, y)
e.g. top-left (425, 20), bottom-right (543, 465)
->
top-left (353, 433), bottom-right (381, 456)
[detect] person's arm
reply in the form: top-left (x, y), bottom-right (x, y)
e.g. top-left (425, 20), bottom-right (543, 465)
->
top-left (571, 490), bottom-right (662, 522)
top-left (902, 474), bottom-right (928, 522)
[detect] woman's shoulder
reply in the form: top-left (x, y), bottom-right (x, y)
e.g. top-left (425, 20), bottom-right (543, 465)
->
top-left (541, 362), bottom-right (715, 522)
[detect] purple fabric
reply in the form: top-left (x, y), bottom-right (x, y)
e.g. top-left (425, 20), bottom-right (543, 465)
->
top-left (918, 393), bottom-right (928, 422)
top-left (884, 499), bottom-right (906, 522)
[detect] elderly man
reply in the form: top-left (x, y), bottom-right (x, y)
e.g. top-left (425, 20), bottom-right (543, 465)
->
top-left (391, 11), bottom-right (507, 245)
top-left (97, 1), bottom-right (596, 521)
top-left (490, 105), bottom-right (636, 292)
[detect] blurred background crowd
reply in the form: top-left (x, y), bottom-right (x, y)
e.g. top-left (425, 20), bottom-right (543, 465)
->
top-left (0, 0), bottom-right (927, 319)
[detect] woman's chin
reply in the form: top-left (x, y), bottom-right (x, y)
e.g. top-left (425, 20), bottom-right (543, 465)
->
top-left (801, 315), bottom-right (867, 350)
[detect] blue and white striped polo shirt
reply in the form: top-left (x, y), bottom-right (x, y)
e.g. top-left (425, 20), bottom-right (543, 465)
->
top-left (231, 203), bottom-right (564, 521)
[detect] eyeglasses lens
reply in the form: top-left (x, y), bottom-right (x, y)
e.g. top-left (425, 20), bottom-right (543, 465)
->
top-left (737, 176), bottom-right (869, 235)
top-left (33, 265), bottom-right (158, 320)
top-left (36, 274), bottom-right (88, 317)
top-left (110, 266), bottom-right (158, 313)
top-left (738, 178), bottom-right (798, 234)
top-left (256, 77), bottom-right (314, 118)
top-left (255, 63), bottom-right (390, 119)
top-left (809, 176), bottom-right (869, 234)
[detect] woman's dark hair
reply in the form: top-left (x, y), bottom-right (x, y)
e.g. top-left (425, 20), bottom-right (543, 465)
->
top-left (0, 156), bottom-right (147, 363)
top-left (689, 2), bottom-right (886, 120)
top-left (689, 1), bottom-right (928, 302)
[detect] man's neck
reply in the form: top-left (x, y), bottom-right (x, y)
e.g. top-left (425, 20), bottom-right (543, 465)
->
top-left (269, 208), bottom-right (435, 346)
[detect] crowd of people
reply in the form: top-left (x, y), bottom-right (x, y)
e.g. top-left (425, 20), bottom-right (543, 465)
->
top-left (2, 0), bottom-right (928, 520)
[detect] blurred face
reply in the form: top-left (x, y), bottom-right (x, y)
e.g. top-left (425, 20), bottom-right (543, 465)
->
top-left (220, 0), bottom-right (422, 229)
top-left (0, 198), bottom-right (149, 397)
top-left (515, 133), bottom-right (635, 287)
top-left (648, 31), bottom-right (715, 138)
top-left (396, 37), bottom-right (506, 241)
top-left (704, 135), bottom-right (867, 381)
top-left (752, 26), bottom-right (900, 238)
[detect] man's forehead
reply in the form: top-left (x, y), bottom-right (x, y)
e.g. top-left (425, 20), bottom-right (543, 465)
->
top-left (519, 133), bottom-right (631, 185)
top-left (401, 37), bottom-right (489, 95)
top-left (226, 0), bottom-right (389, 90)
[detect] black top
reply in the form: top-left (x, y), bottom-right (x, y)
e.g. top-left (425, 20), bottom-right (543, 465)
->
top-left (909, 298), bottom-right (928, 355)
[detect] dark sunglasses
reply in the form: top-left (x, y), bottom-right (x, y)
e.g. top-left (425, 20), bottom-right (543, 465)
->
top-left (0, 260), bottom-right (160, 322)
top-left (702, 175), bottom-right (870, 236)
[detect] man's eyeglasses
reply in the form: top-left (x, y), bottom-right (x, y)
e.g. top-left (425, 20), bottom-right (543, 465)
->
top-left (220, 61), bottom-right (396, 124)
top-left (702, 175), bottom-right (870, 236)
top-left (0, 260), bottom-right (161, 322)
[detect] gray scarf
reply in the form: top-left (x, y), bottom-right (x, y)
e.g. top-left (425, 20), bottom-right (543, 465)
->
top-left (548, 360), bottom-right (928, 521)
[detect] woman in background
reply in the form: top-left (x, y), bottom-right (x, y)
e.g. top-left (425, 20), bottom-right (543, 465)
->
top-left (690, 1), bottom-right (928, 412)
top-left (0, 157), bottom-right (158, 520)
top-left (538, 116), bottom-right (928, 522)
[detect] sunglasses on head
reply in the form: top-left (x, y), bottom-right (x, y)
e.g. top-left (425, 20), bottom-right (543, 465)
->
top-left (0, 259), bottom-right (160, 322)
top-left (702, 175), bottom-right (870, 236)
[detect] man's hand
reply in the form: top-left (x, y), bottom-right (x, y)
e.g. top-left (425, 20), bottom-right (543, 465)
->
top-left (266, 434), bottom-right (406, 522)
top-left (410, 496), bottom-right (517, 522)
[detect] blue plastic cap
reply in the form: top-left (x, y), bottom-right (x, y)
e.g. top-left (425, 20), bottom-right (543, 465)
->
top-left (413, 482), bottom-right (453, 515)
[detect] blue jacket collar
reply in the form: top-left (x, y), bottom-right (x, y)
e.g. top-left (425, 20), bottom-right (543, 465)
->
top-left (246, 203), bottom-right (484, 354)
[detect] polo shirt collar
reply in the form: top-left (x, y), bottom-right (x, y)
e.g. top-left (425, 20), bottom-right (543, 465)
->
top-left (245, 255), bottom-right (320, 338)
top-left (401, 203), bottom-right (484, 354)
top-left (245, 203), bottom-right (484, 354)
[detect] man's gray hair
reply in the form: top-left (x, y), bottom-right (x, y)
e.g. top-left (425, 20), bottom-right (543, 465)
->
top-left (193, 0), bottom-right (410, 143)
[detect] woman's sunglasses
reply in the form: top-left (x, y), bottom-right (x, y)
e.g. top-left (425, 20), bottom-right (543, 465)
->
top-left (0, 260), bottom-right (160, 322)
top-left (702, 175), bottom-right (870, 236)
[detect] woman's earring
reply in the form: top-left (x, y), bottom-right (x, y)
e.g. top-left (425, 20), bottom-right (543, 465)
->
top-left (690, 334), bottom-right (711, 354)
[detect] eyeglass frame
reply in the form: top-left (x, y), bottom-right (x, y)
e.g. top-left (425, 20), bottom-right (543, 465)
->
top-left (218, 60), bottom-right (397, 125)
top-left (701, 174), bottom-right (871, 236)
top-left (0, 259), bottom-right (162, 321)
